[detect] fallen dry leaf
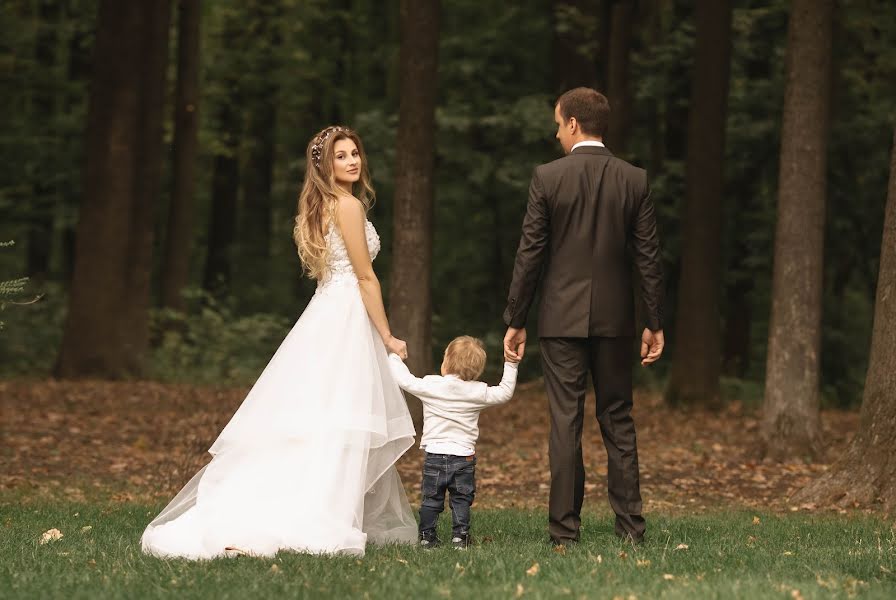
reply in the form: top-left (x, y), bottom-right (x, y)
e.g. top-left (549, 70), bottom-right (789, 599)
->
top-left (752, 516), bottom-right (761, 525)
top-left (269, 564), bottom-right (280, 574)
top-left (663, 574), bottom-right (675, 580)
top-left (526, 562), bottom-right (540, 576)
top-left (674, 543), bottom-right (689, 551)
top-left (515, 583), bottom-right (525, 598)
top-left (40, 528), bottom-right (63, 544)
top-left (80, 525), bottom-right (92, 534)
top-left (636, 559), bottom-right (651, 567)
top-left (618, 550), bottom-right (628, 559)
top-left (553, 544), bottom-right (566, 555)
top-left (455, 562), bottom-right (465, 574)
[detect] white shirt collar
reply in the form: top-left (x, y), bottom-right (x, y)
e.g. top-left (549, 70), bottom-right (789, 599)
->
top-left (571, 140), bottom-right (606, 152)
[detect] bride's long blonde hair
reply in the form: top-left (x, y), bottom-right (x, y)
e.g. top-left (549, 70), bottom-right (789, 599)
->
top-left (294, 126), bottom-right (375, 279)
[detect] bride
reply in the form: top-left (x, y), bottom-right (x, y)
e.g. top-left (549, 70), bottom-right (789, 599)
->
top-left (141, 126), bottom-right (419, 559)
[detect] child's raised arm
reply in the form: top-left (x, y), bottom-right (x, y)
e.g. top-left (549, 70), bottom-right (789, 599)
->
top-left (388, 353), bottom-right (430, 396)
top-left (484, 361), bottom-right (518, 405)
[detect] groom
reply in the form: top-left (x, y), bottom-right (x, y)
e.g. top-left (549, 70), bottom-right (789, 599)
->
top-left (503, 88), bottom-right (665, 545)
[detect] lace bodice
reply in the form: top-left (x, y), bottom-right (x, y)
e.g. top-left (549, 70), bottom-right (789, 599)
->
top-left (316, 220), bottom-right (381, 292)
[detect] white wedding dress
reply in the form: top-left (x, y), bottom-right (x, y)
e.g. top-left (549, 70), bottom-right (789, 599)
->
top-left (141, 219), bottom-right (418, 559)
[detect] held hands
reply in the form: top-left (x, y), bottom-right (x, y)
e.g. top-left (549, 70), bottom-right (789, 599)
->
top-left (640, 328), bottom-right (665, 365)
top-left (385, 335), bottom-right (408, 360)
top-left (503, 348), bottom-right (522, 364)
top-left (503, 327), bottom-right (526, 363)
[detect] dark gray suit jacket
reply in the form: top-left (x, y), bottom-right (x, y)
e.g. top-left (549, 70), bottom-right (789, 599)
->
top-left (504, 145), bottom-right (664, 338)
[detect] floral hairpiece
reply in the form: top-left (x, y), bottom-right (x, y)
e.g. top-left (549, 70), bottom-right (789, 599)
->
top-left (310, 126), bottom-right (347, 168)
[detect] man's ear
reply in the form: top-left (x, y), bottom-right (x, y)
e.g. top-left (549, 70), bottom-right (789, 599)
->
top-left (568, 116), bottom-right (578, 134)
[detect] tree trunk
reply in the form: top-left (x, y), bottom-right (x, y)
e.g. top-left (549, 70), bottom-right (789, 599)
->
top-left (202, 14), bottom-right (246, 297)
top-left (761, 0), bottom-right (833, 460)
top-left (27, 0), bottom-right (59, 282)
top-left (793, 128), bottom-right (896, 510)
top-left (662, 0), bottom-right (691, 163)
top-left (203, 103), bottom-right (241, 296)
top-left (239, 1), bottom-right (281, 295)
top-left (722, 275), bottom-right (752, 377)
top-left (55, 0), bottom-right (171, 378)
top-left (665, 0), bottom-right (731, 409)
top-left (160, 0), bottom-right (201, 313)
top-left (551, 0), bottom-right (600, 94)
top-left (645, 0), bottom-right (666, 173)
top-left (61, 9), bottom-right (92, 287)
top-left (605, 0), bottom-right (634, 154)
top-left (389, 0), bottom-right (440, 428)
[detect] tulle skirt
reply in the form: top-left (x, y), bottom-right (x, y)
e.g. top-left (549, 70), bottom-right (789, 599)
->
top-left (141, 278), bottom-right (418, 559)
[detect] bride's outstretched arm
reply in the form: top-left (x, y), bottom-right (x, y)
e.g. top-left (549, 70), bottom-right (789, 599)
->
top-left (336, 196), bottom-right (407, 358)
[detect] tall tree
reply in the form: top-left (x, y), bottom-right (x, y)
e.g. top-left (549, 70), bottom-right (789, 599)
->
top-left (643, 0), bottom-right (668, 173)
top-left (202, 14), bottom-right (243, 297)
top-left (793, 129), bottom-right (896, 509)
top-left (56, 0), bottom-right (171, 378)
top-left (761, 0), bottom-right (833, 460)
top-left (551, 0), bottom-right (599, 93)
top-left (239, 0), bottom-right (282, 297)
top-left (665, 0), bottom-right (732, 408)
top-left (388, 0), bottom-right (440, 427)
top-left (605, 0), bottom-right (634, 153)
top-left (160, 0), bottom-right (201, 312)
top-left (61, 6), bottom-right (93, 287)
top-left (27, 1), bottom-right (60, 282)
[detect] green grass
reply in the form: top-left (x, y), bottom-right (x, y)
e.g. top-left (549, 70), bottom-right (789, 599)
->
top-left (2, 501), bottom-right (895, 599)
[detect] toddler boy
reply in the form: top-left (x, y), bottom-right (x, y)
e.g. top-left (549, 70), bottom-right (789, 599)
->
top-left (389, 335), bottom-right (518, 549)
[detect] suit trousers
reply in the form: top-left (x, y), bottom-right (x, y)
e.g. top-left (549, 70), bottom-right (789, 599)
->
top-left (540, 336), bottom-right (645, 542)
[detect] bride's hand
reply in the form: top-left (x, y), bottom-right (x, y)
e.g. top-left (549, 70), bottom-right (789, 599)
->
top-left (385, 336), bottom-right (408, 360)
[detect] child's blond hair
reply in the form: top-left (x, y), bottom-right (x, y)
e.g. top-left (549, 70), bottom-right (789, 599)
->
top-left (442, 336), bottom-right (487, 381)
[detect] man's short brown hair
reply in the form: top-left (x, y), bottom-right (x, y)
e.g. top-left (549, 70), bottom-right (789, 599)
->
top-left (556, 87), bottom-right (611, 137)
top-left (442, 336), bottom-right (487, 381)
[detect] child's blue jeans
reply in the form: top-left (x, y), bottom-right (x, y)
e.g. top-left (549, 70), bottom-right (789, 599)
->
top-left (418, 452), bottom-right (476, 537)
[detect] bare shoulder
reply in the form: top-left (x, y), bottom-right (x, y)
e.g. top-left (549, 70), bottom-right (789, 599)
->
top-left (334, 194), bottom-right (366, 226)
top-left (335, 194), bottom-right (364, 215)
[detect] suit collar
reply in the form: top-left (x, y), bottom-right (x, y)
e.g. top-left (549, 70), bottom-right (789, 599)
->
top-left (570, 145), bottom-right (614, 157)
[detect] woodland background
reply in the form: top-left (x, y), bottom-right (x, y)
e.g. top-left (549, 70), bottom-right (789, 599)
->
top-left (2, 0), bottom-right (896, 506)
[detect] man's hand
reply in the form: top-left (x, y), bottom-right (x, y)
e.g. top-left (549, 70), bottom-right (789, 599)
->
top-left (504, 327), bottom-right (527, 362)
top-left (503, 348), bottom-right (521, 364)
top-left (640, 328), bottom-right (665, 365)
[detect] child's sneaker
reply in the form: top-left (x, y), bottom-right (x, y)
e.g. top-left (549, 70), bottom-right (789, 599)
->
top-left (451, 534), bottom-right (470, 549)
top-left (419, 531), bottom-right (441, 549)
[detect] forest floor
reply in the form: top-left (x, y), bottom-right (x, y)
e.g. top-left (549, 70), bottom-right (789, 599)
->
top-left (6, 379), bottom-right (895, 599)
top-left (0, 378), bottom-right (863, 514)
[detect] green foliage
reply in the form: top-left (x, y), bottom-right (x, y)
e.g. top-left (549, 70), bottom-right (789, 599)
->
top-left (149, 289), bottom-right (292, 385)
top-left (3, 501), bottom-right (896, 599)
top-left (0, 281), bottom-right (64, 375)
top-left (0, 241), bottom-right (30, 331)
